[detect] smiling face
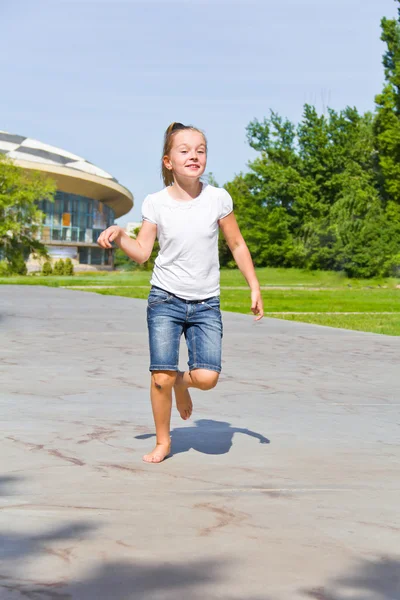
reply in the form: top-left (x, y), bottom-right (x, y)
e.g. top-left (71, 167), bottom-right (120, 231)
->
top-left (163, 129), bottom-right (207, 183)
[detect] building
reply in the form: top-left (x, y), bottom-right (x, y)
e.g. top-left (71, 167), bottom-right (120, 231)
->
top-left (0, 131), bottom-right (133, 270)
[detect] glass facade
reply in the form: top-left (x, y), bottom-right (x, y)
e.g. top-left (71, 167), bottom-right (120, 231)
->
top-left (37, 191), bottom-right (115, 245)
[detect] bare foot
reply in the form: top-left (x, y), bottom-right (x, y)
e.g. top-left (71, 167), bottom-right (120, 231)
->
top-left (143, 442), bottom-right (171, 463)
top-left (174, 372), bottom-right (193, 420)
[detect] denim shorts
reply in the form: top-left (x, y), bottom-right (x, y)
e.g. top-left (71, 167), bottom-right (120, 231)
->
top-left (147, 286), bottom-right (223, 373)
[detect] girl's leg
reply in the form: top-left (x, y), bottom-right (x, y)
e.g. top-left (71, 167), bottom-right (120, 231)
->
top-left (174, 369), bottom-right (219, 420)
top-left (143, 369), bottom-right (177, 463)
top-left (174, 297), bottom-right (223, 420)
top-left (146, 288), bottom-right (185, 462)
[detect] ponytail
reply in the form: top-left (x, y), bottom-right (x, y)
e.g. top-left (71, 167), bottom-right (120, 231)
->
top-left (161, 122), bottom-right (207, 186)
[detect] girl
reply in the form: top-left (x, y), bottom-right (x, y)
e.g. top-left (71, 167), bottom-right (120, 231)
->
top-left (97, 122), bottom-right (263, 463)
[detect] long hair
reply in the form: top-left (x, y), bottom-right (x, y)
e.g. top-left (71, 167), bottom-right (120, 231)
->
top-left (161, 122), bottom-right (207, 186)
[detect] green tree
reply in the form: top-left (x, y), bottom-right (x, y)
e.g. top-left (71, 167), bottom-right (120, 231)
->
top-left (229, 103), bottom-right (388, 276)
top-left (0, 154), bottom-right (56, 271)
top-left (53, 259), bottom-right (65, 275)
top-left (42, 261), bottom-right (53, 276)
top-left (64, 257), bottom-right (74, 276)
top-left (114, 225), bottom-right (160, 271)
top-left (374, 1), bottom-right (400, 204)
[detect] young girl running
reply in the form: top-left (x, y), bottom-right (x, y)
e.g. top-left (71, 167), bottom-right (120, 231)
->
top-left (97, 122), bottom-right (264, 463)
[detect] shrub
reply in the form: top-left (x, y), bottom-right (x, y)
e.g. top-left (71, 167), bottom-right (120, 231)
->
top-left (8, 252), bottom-right (27, 275)
top-left (53, 259), bottom-right (65, 275)
top-left (42, 261), bottom-right (53, 276)
top-left (383, 253), bottom-right (400, 277)
top-left (0, 260), bottom-right (10, 276)
top-left (64, 258), bottom-right (74, 276)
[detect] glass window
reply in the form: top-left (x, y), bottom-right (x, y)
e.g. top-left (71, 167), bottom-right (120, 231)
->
top-left (79, 247), bottom-right (89, 264)
top-left (92, 229), bottom-right (103, 243)
top-left (90, 248), bottom-right (104, 265)
top-left (62, 228), bottom-right (71, 241)
top-left (54, 197), bottom-right (62, 215)
top-left (71, 198), bottom-right (79, 227)
top-left (36, 191), bottom-right (118, 248)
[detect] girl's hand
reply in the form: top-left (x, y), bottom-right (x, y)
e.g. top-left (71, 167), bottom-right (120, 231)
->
top-left (97, 226), bottom-right (123, 249)
top-left (251, 289), bottom-right (264, 321)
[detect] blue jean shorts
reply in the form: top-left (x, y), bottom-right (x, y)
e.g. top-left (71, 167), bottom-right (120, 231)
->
top-left (147, 286), bottom-right (223, 373)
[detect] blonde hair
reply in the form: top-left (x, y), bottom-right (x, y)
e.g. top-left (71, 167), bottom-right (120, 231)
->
top-left (162, 122), bottom-right (207, 186)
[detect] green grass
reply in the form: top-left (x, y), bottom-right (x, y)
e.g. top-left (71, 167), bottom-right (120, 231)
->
top-left (0, 270), bottom-right (153, 287)
top-left (0, 267), bottom-right (398, 288)
top-left (1, 268), bottom-right (399, 335)
top-left (271, 313), bottom-right (400, 336)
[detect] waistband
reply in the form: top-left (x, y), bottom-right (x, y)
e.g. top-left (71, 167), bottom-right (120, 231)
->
top-left (151, 285), bottom-right (218, 304)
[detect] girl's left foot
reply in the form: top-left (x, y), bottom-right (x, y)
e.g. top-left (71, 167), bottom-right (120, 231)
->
top-left (143, 442), bottom-right (171, 463)
top-left (174, 372), bottom-right (193, 420)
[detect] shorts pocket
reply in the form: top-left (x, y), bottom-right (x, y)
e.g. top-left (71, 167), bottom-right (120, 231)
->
top-left (203, 297), bottom-right (221, 312)
top-left (148, 288), bottom-right (172, 307)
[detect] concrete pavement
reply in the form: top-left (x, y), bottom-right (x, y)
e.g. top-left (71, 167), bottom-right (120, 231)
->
top-left (1, 285), bottom-right (399, 599)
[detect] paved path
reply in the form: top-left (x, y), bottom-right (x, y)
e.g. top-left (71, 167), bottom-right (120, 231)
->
top-left (1, 285), bottom-right (399, 599)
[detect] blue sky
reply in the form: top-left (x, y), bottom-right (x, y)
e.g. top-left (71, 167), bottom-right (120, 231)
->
top-left (1, 0), bottom-right (397, 224)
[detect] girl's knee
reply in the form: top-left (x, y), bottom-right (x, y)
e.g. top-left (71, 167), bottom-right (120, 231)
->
top-left (191, 369), bottom-right (219, 390)
top-left (151, 370), bottom-right (177, 390)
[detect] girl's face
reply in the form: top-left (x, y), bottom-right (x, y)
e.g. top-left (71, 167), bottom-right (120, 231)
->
top-left (164, 130), bottom-right (207, 182)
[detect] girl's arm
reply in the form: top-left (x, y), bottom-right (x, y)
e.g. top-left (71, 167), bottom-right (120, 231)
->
top-left (97, 221), bottom-right (157, 264)
top-left (219, 212), bottom-right (264, 320)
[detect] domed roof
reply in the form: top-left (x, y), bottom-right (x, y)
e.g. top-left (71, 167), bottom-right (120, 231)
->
top-left (0, 131), bottom-right (133, 217)
top-left (0, 131), bottom-right (118, 182)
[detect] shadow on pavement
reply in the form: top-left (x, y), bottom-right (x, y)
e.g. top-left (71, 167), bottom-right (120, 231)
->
top-left (2, 558), bottom-right (269, 600)
top-left (0, 475), bottom-right (24, 496)
top-left (135, 418), bottom-right (270, 456)
top-left (1, 476), bottom-right (399, 598)
top-left (0, 521), bottom-right (97, 563)
top-left (303, 555), bottom-right (400, 599)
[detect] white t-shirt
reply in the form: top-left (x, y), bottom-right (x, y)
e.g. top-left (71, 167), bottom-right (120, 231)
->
top-left (141, 183), bottom-right (233, 300)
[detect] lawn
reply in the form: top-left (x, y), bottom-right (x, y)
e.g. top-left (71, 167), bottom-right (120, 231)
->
top-left (1, 268), bottom-right (399, 335)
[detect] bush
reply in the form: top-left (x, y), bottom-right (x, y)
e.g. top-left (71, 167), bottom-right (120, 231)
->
top-left (383, 252), bottom-right (400, 277)
top-left (64, 258), bottom-right (74, 276)
top-left (42, 261), bottom-right (53, 276)
top-left (8, 252), bottom-right (27, 275)
top-left (53, 259), bottom-right (65, 275)
top-left (0, 260), bottom-right (10, 276)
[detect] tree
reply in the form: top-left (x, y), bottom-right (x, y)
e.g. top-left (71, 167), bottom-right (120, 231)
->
top-left (64, 257), bottom-right (74, 276)
top-left (53, 259), bottom-right (65, 275)
top-left (374, 2), bottom-right (400, 205)
top-left (42, 261), bottom-right (53, 276)
top-left (114, 225), bottom-right (160, 271)
top-left (223, 93), bottom-right (400, 277)
top-left (0, 154), bottom-right (56, 271)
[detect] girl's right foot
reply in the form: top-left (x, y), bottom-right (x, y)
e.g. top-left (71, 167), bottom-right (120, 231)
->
top-left (143, 442), bottom-right (171, 463)
top-left (174, 371), bottom-right (193, 420)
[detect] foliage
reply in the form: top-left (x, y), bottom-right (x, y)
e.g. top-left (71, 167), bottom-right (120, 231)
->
top-left (42, 261), bottom-right (53, 276)
top-left (0, 154), bottom-right (56, 267)
top-left (115, 226), bottom-right (160, 271)
top-left (7, 251), bottom-right (27, 275)
top-left (374, 2), bottom-right (400, 204)
top-left (64, 257), bottom-right (74, 276)
top-left (53, 259), bottom-right (65, 275)
top-left (0, 260), bottom-right (10, 276)
top-left (218, 3), bottom-right (400, 278)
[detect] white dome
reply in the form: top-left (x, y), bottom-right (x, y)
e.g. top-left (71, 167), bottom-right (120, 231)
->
top-left (0, 131), bottom-right (118, 182)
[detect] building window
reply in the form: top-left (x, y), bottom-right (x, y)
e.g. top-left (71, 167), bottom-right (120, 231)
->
top-left (37, 192), bottom-right (115, 247)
